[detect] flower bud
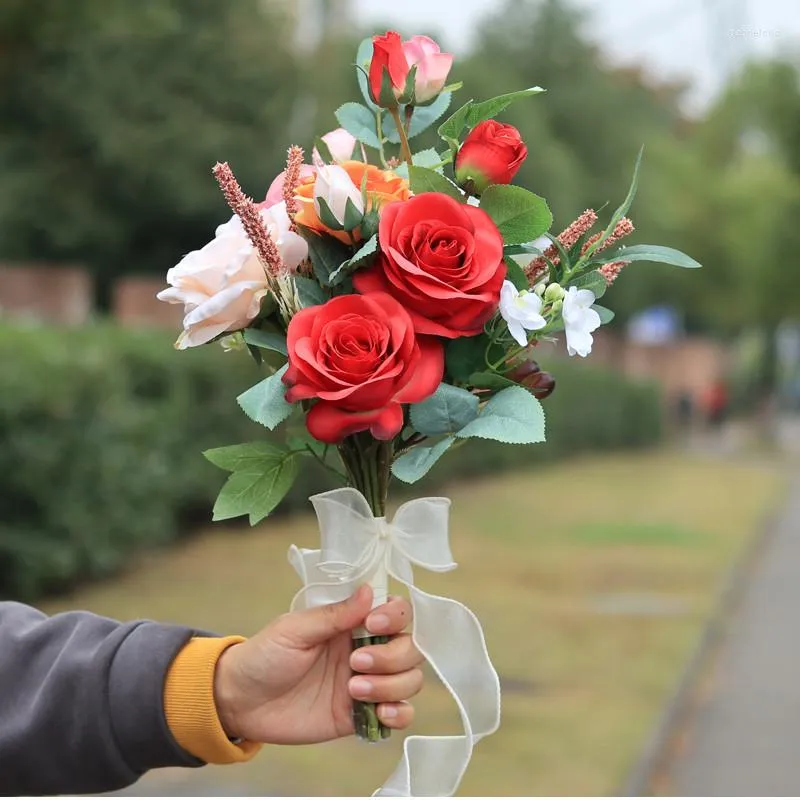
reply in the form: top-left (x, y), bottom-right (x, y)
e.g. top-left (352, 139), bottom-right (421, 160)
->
top-left (454, 120), bottom-right (528, 194)
top-left (313, 164), bottom-right (364, 230)
top-left (544, 282), bottom-right (564, 302)
top-left (507, 359), bottom-right (556, 400)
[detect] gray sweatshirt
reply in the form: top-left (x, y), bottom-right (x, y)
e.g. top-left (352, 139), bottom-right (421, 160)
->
top-left (0, 601), bottom-right (203, 795)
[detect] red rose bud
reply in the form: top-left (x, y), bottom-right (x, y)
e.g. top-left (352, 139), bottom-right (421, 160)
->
top-left (368, 31), bottom-right (410, 108)
top-left (455, 120), bottom-right (528, 193)
top-left (507, 360), bottom-right (556, 400)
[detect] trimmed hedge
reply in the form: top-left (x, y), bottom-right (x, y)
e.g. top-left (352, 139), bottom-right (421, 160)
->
top-left (0, 323), bottom-right (661, 601)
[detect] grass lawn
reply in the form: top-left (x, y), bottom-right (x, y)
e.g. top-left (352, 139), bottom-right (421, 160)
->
top-left (46, 451), bottom-right (783, 796)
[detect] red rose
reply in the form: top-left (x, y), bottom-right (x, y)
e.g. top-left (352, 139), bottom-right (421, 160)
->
top-left (368, 31), bottom-right (409, 107)
top-left (353, 193), bottom-right (506, 338)
top-left (283, 293), bottom-right (443, 444)
top-left (455, 120), bottom-right (528, 193)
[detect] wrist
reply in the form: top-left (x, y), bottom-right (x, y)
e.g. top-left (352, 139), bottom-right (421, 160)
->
top-left (213, 642), bottom-right (244, 741)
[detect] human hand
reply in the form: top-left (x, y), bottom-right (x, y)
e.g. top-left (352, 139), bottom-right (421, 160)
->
top-left (212, 585), bottom-right (423, 745)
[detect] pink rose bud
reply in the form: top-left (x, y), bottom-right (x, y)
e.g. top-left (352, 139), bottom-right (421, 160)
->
top-left (320, 128), bottom-right (357, 162)
top-left (401, 35), bottom-right (453, 104)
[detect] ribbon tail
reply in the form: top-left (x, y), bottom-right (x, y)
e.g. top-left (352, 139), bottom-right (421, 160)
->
top-left (375, 583), bottom-right (501, 797)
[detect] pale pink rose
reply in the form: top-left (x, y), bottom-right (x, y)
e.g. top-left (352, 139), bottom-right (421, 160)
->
top-left (402, 35), bottom-right (453, 104)
top-left (263, 164), bottom-right (315, 209)
top-left (320, 128), bottom-right (357, 162)
top-left (157, 202), bottom-right (307, 349)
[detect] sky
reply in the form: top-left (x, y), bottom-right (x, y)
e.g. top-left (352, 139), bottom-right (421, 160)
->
top-left (352, 0), bottom-right (800, 113)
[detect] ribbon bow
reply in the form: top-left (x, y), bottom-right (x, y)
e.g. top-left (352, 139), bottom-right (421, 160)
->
top-left (289, 487), bottom-right (501, 798)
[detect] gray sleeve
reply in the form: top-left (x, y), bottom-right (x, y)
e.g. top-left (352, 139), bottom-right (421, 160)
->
top-left (0, 601), bottom-right (204, 795)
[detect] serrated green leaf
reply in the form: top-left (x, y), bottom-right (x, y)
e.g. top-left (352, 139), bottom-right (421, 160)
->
top-left (456, 386), bottom-right (546, 444)
top-left (385, 93), bottom-right (453, 142)
top-left (303, 232), bottom-right (351, 286)
top-left (242, 329), bottom-right (288, 356)
top-left (391, 437), bottom-right (454, 484)
top-left (237, 365), bottom-right (293, 430)
top-left (593, 304), bottom-right (615, 324)
top-left (465, 87), bottom-right (545, 128)
top-left (328, 235), bottom-right (378, 286)
top-left (504, 258), bottom-right (529, 291)
top-left (211, 449), bottom-right (298, 525)
top-left (294, 275), bottom-right (327, 308)
top-left (569, 270), bottom-right (607, 300)
top-left (203, 441), bottom-right (287, 472)
top-left (409, 383), bottom-right (479, 436)
top-left (411, 148), bottom-right (444, 170)
top-left (480, 185), bottom-right (552, 245)
top-left (335, 102), bottom-right (381, 149)
top-left (595, 244), bottom-right (701, 269)
top-left (408, 165), bottom-right (463, 201)
top-left (438, 99), bottom-right (474, 147)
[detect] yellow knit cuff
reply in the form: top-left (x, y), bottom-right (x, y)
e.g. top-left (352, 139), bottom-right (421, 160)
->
top-left (164, 636), bottom-right (262, 765)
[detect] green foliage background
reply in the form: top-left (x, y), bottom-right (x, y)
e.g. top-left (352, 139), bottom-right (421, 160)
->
top-left (0, 323), bottom-right (660, 601)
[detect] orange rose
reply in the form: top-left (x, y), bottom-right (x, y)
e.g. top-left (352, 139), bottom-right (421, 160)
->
top-left (294, 160), bottom-right (410, 244)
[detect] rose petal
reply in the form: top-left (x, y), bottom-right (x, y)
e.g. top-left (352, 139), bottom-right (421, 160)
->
top-left (394, 336), bottom-right (444, 403)
top-left (307, 401), bottom-right (404, 444)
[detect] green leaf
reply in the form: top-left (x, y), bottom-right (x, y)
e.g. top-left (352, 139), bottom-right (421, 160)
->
top-left (411, 148), bottom-right (445, 170)
top-left (335, 102), bottom-right (381, 149)
top-left (468, 371), bottom-right (517, 391)
top-left (595, 244), bottom-right (701, 269)
top-left (504, 258), bottom-right (529, 291)
top-left (210, 445), bottom-right (299, 525)
top-left (503, 242), bottom-right (546, 256)
top-left (410, 383), bottom-right (480, 436)
top-left (593, 304), bottom-right (615, 324)
top-left (568, 270), bottom-right (607, 300)
top-left (342, 197), bottom-right (364, 232)
top-left (456, 386), bottom-right (546, 444)
top-left (242, 329), bottom-right (288, 357)
top-left (294, 275), bottom-right (327, 308)
top-left (385, 93), bottom-right (453, 142)
top-left (328, 235), bottom-right (378, 286)
top-left (203, 441), bottom-right (284, 472)
top-left (480, 185), bottom-right (552, 245)
top-left (391, 437), bottom-right (454, 484)
top-left (315, 196), bottom-right (344, 231)
top-left (438, 99), bottom-right (474, 148)
top-left (355, 37), bottom-right (380, 111)
top-left (237, 365), bottom-right (293, 430)
top-left (446, 333), bottom-right (502, 383)
top-left (465, 87), bottom-right (545, 128)
top-left (304, 232), bottom-right (351, 286)
top-left (582, 147), bottom-right (643, 263)
top-left (408, 165), bottom-right (463, 201)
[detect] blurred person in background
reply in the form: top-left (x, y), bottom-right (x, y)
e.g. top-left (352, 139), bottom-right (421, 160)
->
top-left (0, 586), bottom-right (422, 795)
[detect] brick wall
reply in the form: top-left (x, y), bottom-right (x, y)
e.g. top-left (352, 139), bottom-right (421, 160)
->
top-left (113, 276), bottom-right (183, 329)
top-left (0, 264), bottom-right (93, 325)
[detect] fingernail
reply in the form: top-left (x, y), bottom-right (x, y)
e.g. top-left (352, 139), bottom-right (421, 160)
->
top-left (350, 677), bottom-right (372, 698)
top-left (367, 613), bottom-right (390, 632)
top-left (380, 705), bottom-right (398, 719)
top-left (351, 652), bottom-right (374, 670)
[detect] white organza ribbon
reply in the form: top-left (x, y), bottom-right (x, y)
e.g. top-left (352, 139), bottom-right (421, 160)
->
top-left (288, 487), bottom-right (501, 797)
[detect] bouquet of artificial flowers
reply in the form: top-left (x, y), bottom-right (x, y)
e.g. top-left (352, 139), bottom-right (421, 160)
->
top-left (158, 29), bottom-right (699, 796)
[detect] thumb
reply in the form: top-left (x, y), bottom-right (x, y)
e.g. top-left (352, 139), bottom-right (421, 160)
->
top-left (282, 584), bottom-right (373, 647)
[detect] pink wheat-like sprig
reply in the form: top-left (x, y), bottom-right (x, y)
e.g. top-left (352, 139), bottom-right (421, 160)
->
top-left (599, 260), bottom-right (628, 285)
top-left (525, 208), bottom-right (598, 283)
top-left (283, 145), bottom-right (304, 231)
top-left (213, 161), bottom-right (286, 276)
top-left (581, 217), bottom-right (635, 257)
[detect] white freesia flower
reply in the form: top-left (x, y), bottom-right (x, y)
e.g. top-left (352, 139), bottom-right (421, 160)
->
top-left (313, 164), bottom-right (364, 226)
top-left (562, 286), bottom-right (601, 357)
top-left (157, 201), bottom-right (307, 350)
top-left (499, 280), bottom-right (547, 347)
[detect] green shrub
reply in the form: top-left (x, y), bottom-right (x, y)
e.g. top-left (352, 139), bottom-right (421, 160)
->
top-left (0, 323), bottom-right (661, 601)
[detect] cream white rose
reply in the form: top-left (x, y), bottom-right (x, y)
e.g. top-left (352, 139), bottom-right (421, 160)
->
top-left (157, 202), bottom-right (307, 349)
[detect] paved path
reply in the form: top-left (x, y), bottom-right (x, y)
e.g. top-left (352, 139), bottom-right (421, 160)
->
top-left (663, 471), bottom-right (800, 796)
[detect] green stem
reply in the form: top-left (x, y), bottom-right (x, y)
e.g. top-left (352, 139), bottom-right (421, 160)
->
top-left (304, 444), bottom-right (347, 481)
top-left (388, 106), bottom-right (413, 165)
top-left (403, 105), bottom-right (414, 137)
top-left (375, 112), bottom-right (388, 168)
